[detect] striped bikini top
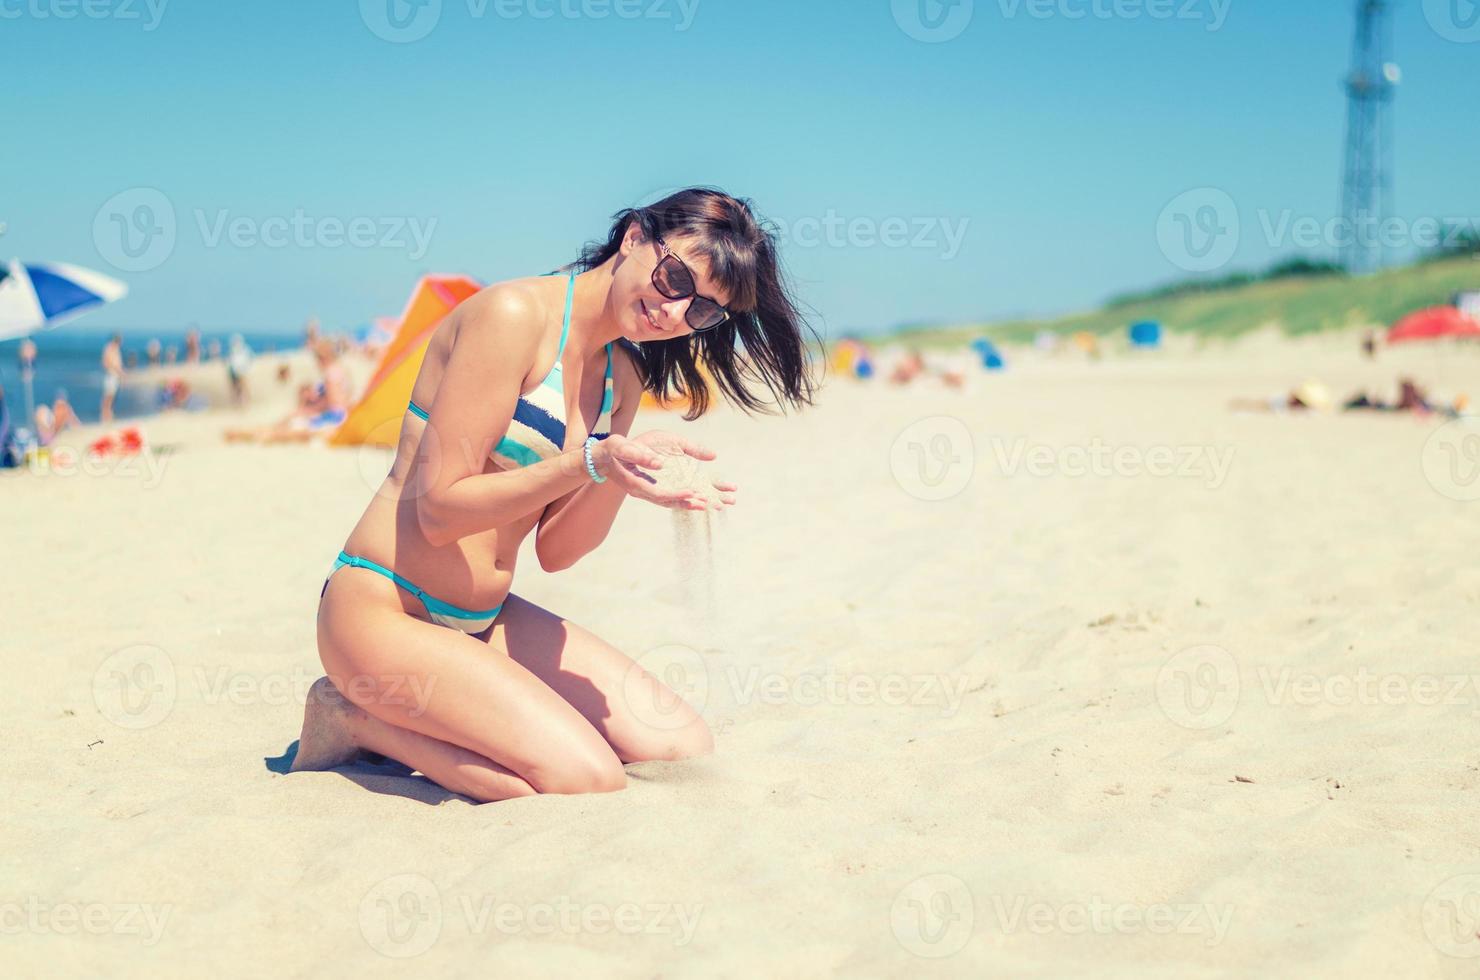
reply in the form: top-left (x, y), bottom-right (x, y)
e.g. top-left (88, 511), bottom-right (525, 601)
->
top-left (407, 272), bottom-right (614, 469)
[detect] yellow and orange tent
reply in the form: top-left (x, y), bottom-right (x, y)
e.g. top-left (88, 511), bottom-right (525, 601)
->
top-left (329, 273), bottom-right (483, 447)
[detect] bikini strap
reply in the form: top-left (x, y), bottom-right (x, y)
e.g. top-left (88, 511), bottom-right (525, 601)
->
top-left (555, 271), bottom-right (575, 358)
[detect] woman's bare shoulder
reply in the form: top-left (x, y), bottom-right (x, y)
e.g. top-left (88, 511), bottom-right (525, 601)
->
top-left (448, 276), bottom-right (552, 355)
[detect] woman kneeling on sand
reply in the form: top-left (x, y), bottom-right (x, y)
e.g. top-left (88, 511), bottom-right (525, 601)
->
top-left (291, 188), bottom-right (816, 802)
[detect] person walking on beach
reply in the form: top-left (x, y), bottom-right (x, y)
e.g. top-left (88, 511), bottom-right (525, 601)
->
top-left (100, 334), bottom-right (124, 423)
top-left (226, 333), bottom-right (253, 408)
top-left (291, 188), bottom-right (816, 802)
top-left (17, 338), bottom-right (37, 420)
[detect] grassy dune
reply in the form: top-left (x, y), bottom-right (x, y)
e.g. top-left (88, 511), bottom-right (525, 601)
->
top-left (898, 255), bottom-right (1480, 348)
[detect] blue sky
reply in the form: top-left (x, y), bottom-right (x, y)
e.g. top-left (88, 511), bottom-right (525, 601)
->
top-left (3, 0), bottom-right (1478, 336)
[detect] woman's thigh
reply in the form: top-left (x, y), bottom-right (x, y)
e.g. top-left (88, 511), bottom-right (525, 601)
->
top-left (486, 593), bottom-right (714, 764)
top-left (317, 569), bottom-right (624, 794)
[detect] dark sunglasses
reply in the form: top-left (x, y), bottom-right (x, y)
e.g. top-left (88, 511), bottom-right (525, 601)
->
top-left (651, 237), bottom-right (731, 332)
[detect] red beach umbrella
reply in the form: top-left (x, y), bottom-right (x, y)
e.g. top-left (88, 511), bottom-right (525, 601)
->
top-left (1387, 306), bottom-right (1480, 344)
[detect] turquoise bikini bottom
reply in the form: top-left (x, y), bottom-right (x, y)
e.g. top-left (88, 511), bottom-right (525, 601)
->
top-left (322, 551), bottom-right (504, 635)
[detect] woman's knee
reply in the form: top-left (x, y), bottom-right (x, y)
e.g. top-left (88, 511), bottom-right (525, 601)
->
top-left (621, 714), bottom-right (714, 763)
top-left (525, 746), bottom-right (627, 796)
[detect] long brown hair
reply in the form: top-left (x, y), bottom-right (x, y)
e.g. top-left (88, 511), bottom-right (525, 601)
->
top-left (569, 187), bottom-right (819, 420)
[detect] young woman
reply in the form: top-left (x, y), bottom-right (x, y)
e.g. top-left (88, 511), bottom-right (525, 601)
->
top-left (290, 188), bottom-right (816, 802)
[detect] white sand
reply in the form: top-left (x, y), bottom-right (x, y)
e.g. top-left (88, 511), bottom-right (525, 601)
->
top-left (5, 330), bottom-right (1480, 976)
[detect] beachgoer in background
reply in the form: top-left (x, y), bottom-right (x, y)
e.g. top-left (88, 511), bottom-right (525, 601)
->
top-left (17, 338), bottom-right (37, 419)
top-left (100, 333), bottom-right (124, 423)
top-left (164, 345), bottom-right (178, 366)
top-left (224, 339), bottom-right (351, 443)
top-left (33, 388), bottom-right (78, 446)
top-left (146, 338), bottom-right (161, 366)
top-left (227, 334), bottom-right (254, 408)
top-left (18, 338), bottom-right (36, 381)
top-left (889, 349), bottom-right (926, 385)
top-left (1362, 329), bottom-right (1377, 360)
top-left (1396, 377), bottom-right (1431, 413)
top-left (207, 338), bottom-right (222, 361)
top-left (185, 328), bottom-right (201, 364)
top-left (0, 382), bottom-right (21, 469)
top-left (1230, 379), bottom-right (1334, 413)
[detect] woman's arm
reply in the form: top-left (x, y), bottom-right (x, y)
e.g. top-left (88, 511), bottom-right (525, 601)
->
top-left (533, 350), bottom-right (645, 572)
top-left (535, 349), bottom-right (737, 571)
top-left (415, 286), bottom-right (699, 548)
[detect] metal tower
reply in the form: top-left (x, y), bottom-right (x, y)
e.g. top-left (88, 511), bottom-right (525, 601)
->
top-left (1340, 0), bottom-right (1398, 274)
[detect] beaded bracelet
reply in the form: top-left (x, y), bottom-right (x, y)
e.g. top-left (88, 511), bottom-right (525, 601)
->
top-left (583, 435), bottom-right (607, 484)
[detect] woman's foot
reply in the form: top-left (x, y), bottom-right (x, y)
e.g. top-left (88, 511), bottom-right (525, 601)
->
top-left (289, 676), bottom-right (367, 772)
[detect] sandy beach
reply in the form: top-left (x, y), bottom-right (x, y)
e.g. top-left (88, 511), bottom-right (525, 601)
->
top-left (5, 330), bottom-right (1480, 977)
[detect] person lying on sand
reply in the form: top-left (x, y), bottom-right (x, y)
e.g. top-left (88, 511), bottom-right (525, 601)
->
top-left (33, 389), bottom-right (79, 446)
top-left (224, 340), bottom-right (351, 444)
top-left (1229, 379), bottom-right (1333, 414)
top-left (290, 187), bottom-right (817, 802)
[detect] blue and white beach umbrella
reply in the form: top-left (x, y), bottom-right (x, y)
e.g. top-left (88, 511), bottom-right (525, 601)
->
top-left (0, 259), bottom-right (128, 340)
